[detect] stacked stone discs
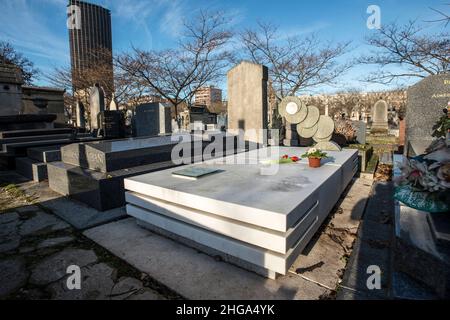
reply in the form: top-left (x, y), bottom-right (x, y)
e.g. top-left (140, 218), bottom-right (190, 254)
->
top-left (279, 96), bottom-right (341, 151)
top-left (296, 106), bottom-right (320, 138)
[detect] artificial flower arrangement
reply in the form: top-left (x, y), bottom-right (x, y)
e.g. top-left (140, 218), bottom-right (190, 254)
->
top-left (301, 148), bottom-right (328, 168)
top-left (394, 137), bottom-right (450, 213)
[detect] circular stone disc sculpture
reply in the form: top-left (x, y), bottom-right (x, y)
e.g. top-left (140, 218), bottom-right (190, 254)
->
top-left (312, 133), bottom-right (333, 143)
top-left (278, 96), bottom-right (307, 124)
top-left (297, 123), bottom-right (318, 139)
top-left (297, 105), bottom-right (320, 129)
top-left (313, 115), bottom-right (335, 141)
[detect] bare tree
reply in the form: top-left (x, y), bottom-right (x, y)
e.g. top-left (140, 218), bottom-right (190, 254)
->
top-left (0, 41), bottom-right (39, 85)
top-left (360, 21), bottom-right (450, 84)
top-left (428, 4), bottom-right (450, 26)
top-left (117, 10), bottom-right (233, 117)
top-left (239, 22), bottom-right (351, 100)
top-left (47, 49), bottom-right (148, 110)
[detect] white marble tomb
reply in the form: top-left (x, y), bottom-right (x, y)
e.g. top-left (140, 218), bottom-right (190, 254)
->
top-left (124, 147), bottom-right (358, 279)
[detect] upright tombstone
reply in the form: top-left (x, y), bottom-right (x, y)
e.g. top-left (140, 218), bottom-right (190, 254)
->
top-left (371, 100), bottom-right (389, 133)
top-left (75, 101), bottom-right (86, 129)
top-left (356, 121), bottom-right (367, 145)
top-left (227, 61), bottom-right (268, 145)
top-left (109, 93), bottom-right (118, 111)
top-left (98, 110), bottom-right (125, 139)
top-left (406, 74), bottom-right (450, 156)
top-left (134, 103), bottom-right (172, 137)
top-left (89, 84), bottom-right (105, 130)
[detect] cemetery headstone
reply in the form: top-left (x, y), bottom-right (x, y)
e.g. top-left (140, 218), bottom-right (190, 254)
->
top-left (98, 110), bottom-right (125, 139)
top-left (227, 61), bottom-right (268, 145)
top-left (89, 84), bottom-right (105, 130)
top-left (406, 74), bottom-right (450, 156)
top-left (371, 100), bottom-right (389, 134)
top-left (134, 103), bottom-right (172, 137)
top-left (356, 121), bottom-right (366, 145)
top-left (75, 101), bottom-right (85, 129)
top-left (109, 93), bottom-right (118, 111)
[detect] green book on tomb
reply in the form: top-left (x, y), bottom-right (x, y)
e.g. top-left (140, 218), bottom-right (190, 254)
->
top-left (172, 167), bottom-right (223, 180)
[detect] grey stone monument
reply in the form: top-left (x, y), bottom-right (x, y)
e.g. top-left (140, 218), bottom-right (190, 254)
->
top-left (134, 103), bottom-right (172, 137)
top-left (227, 61), bottom-right (268, 145)
top-left (371, 100), bottom-right (389, 133)
top-left (109, 93), bottom-right (118, 111)
top-left (89, 84), bottom-right (105, 130)
top-left (75, 101), bottom-right (85, 129)
top-left (0, 63), bottom-right (24, 116)
top-left (356, 121), bottom-right (366, 145)
top-left (406, 74), bottom-right (450, 156)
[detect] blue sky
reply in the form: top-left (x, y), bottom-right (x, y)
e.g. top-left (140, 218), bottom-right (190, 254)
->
top-left (0, 0), bottom-right (447, 95)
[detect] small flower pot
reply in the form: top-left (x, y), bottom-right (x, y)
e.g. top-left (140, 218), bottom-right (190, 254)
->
top-left (308, 157), bottom-right (321, 168)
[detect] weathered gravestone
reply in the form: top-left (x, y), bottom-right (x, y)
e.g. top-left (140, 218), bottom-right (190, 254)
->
top-left (371, 100), bottom-right (389, 134)
top-left (356, 121), bottom-right (367, 145)
top-left (134, 103), bottom-right (172, 137)
top-left (227, 61), bottom-right (268, 145)
top-left (406, 74), bottom-right (450, 156)
top-left (89, 84), bottom-right (105, 130)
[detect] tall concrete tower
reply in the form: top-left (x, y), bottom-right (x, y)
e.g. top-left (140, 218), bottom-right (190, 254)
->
top-left (67, 0), bottom-right (113, 94)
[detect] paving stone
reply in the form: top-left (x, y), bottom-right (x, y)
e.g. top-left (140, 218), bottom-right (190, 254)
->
top-left (359, 220), bottom-right (392, 243)
top-left (340, 237), bottom-right (390, 298)
top-left (15, 205), bottom-right (40, 213)
top-left (110, 277), bottom-right (159, 300)
top-left (0, 212), bottom-right (19, 224)
top-left (0, 219), bottom-right (20, 238)
top-left (290, 234), bottom-right (347, 290)
top-left (48, 263), bottom-right (115, 300)
top-left (37, 236), bottom-right (75, 249)
top-left (42, 197), bottom-right (127, 230)
top-left (0, 257), bottom-right (28, 298)
top-left (30, 248), bottom-right (98, 286)
top-left (85, 218), bottom-right (330, 300)
top-left (127, 289), bottom-right (164, 300)
top-left (0, 236), bottom-right (20, 254)
top-left (337, 287), bottom-right (383, 300)
top-left (19, 212), bottom-right (70, 236)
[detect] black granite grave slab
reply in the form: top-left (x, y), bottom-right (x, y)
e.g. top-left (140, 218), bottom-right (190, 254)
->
top-left (0, 128), bottom-right (74, 139)
top-left (0, 114), bottom-right (56, 131)
top-left (60, 135), bottom-right (202, 173)
top-left (0, 134), bottom-right (74, 148)
top-left (47, 160), bottom-right (180, 211)
top-left (15, 157), bottom-right (48, 182)
top-left (27, 146), bottom-right (62, 163)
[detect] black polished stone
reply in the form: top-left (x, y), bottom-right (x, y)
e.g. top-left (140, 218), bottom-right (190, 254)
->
top-left (0, 128), bottom-right (74, 139)
top-left (0, 114), bottom-right (57, 131)
top-left (47, 160), bottom-right (180, 211)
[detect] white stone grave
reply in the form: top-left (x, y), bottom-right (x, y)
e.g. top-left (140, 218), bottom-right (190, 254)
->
top-left (124, 147), bottom-right (358, 279)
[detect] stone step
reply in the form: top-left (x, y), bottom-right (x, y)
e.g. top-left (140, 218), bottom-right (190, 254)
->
top-left (3, 138), bottom-right (76, 154)
top-left (27, 146), bottom-right (62, 163)
top-left (391, 271), bottom-right (437, 300)
top-left (0, 134), bottom-right (75, 148)
top-left (0, 128), bottom-right (74, 139)
top-left (15, 157), bottom-right (48, 182)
